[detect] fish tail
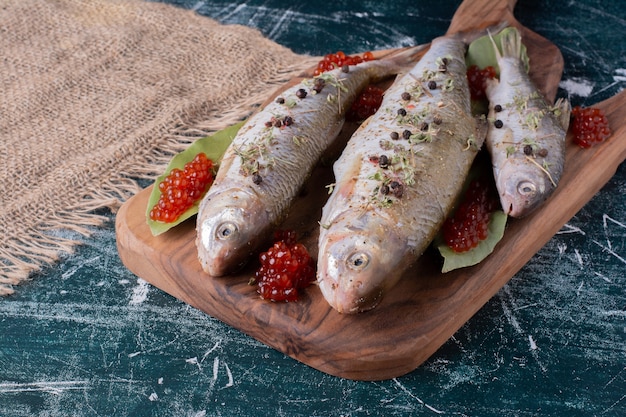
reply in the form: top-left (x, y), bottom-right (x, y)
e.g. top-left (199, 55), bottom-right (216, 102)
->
top-left (449, 21), bottom-right (510, 45)
top-left (496, 26), bottom-right (523, 60)
top-left (553, 97), bottom-right (572, 131)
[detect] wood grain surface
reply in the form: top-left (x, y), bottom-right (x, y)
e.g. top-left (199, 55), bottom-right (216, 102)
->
top-left (115, 0), bottom-right (626, 380)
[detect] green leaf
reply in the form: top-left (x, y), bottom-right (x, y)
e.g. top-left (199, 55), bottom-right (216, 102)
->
top-left (436, 210), bottom-right (508, 273)
top-left (146, 121), bottom-right (244, 236)
top-left (465, 26), bottom-right (530, 76)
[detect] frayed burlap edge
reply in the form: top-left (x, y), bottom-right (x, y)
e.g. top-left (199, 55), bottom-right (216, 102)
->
top-left (0, 59), bottom-right (319, 296)
top-left (0, 0), bottom-right (320, 297)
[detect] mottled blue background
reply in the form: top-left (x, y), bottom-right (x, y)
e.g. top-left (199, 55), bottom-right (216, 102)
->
top-left (1, 1), bottom-right (625, 416)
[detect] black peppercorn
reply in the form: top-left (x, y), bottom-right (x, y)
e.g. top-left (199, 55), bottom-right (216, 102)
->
top-left (379, 154), bottom-right (389, 169)
top-left (296, 89), bottom-right (307, 99)
top-left (390, 131), bottom-right (399, 140)
top-left (494, 119), bottom-right (503, 128)
top-left (402, 129), bottom-right (412, 139)
top-left (397, 108), bottom-right (407, 116)
top-left (390, 181), bottom-right (404, 198)
top-left (252, 173), bottom-right (263, 185)
top-left (401, 92), bottom-right (411, 101)
top-left (523, 144), bottom-right (533, 155)
top-left (428, 80), bottom-right (437, 90)
top-left (494, 104), bottom-right (502, 112)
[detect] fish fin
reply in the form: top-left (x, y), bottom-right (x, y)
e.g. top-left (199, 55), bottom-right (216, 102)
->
top-left (553, 98), bottom-right (572, 131)
top-left (487, 30), bottom-right (504, 63)
top-left (493, 26), bottom-right (523, 60)
top-left (450, 21), bottom-right (510, 45)
top-left (322, 155), bottom-right (363, 225)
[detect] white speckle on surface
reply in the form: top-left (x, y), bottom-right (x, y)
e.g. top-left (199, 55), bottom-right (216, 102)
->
top-left (594, 271), bottom-right (612, 283)
top-left (0, 380), bottom-right (89, 395)
top-left (574, 249), bottom-right (584, 266)
top-left (392, 378), bottom-right (444, 414)
top-left (559, 77), bottom-right (594, 97)
top-left (223, 362), bottom-right (234, 388)
top-left (528, 335), bottom-right (537, 350)
top-left (186, 357), bottom-right (202, 371)
top-left (212, 357), bottom-right (219, 381)
top-left (118, 279), bottom-right (130, 285)
top-left (158, 377), bottom-right (164, 385)
top-left (129, 278), bottom-right (150, 305)
top-left (558, 223), bottom-right (586, 236)
top-left (148, 392), bottom-right (158, 401)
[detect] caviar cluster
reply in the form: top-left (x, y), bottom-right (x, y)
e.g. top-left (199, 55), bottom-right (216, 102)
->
top-left (571, 106), bottom-right (611, 148)
top-left (466, 65), bottom-right (497, 101)
top-left (254, 230), bottom-right (316, 302)
top-left (149, 152), bottom-right (214, 223)
top-left (346, 85), bottom-right (385, 122)
top-left (442, 177), bottom-right (500, 253)
top-left (313, 50), bottom-right (375, 76)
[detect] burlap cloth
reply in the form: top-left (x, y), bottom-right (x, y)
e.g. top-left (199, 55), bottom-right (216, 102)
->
top-left (0, 0), bottom-right (318, 295)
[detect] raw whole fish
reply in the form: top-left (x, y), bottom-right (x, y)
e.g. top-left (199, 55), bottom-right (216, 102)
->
top-left (485, 28), bottom-right (570, 218)
top-left (317, 34), bottom-right (487, 313)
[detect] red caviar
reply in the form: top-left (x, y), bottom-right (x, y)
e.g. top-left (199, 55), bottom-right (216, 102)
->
top-left (149, 152), bottom-right (214, 223)
top-left (313, 50), bottom-right (376, 76)
top-left (346, 85), bottom-right (385, 122)
top-left (466, 65), bottom-right (497, 101)
top-left (442, 177), bottom-right (500, 253)
top-left (254, 230), bottom-right (316, 302)
top-left (571, 106), bottom-right (611, 148)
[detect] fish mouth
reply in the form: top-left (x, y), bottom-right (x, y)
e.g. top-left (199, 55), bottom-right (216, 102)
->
top-left (317, 229), bottom-right (396, 314)
top-left (317, 265), bottom-right (384, 314)
top-left (196, 189), bottom-right (270, 276)
top-left (498, 169), bottom-right (549, 218)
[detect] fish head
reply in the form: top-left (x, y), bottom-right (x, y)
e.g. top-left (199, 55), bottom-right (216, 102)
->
top-left (197, 188), bottom-right (270, 276)
top-left (497, 162), bottom-right (552, 218)
top-left (317, 211), bottom-right (409, 314)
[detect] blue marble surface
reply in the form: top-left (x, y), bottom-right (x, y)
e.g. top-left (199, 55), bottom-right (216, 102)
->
top-left (1, 1), bottom-right (624, 416)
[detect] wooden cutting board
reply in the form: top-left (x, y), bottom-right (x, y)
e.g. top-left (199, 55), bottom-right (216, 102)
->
top-left (116, 0), bottom-right (626, 380)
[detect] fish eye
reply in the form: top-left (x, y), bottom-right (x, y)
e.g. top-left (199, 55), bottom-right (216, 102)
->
top-left (517, 181), bottom-right (536, 196)
top-left (216, 222), bottom-right (238, 240)
top-left (347, 252), bottom-right (370, 271)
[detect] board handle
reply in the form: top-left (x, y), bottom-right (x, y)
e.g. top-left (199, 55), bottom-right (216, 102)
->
top-left (446, 0), bottom-right (518, 34)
